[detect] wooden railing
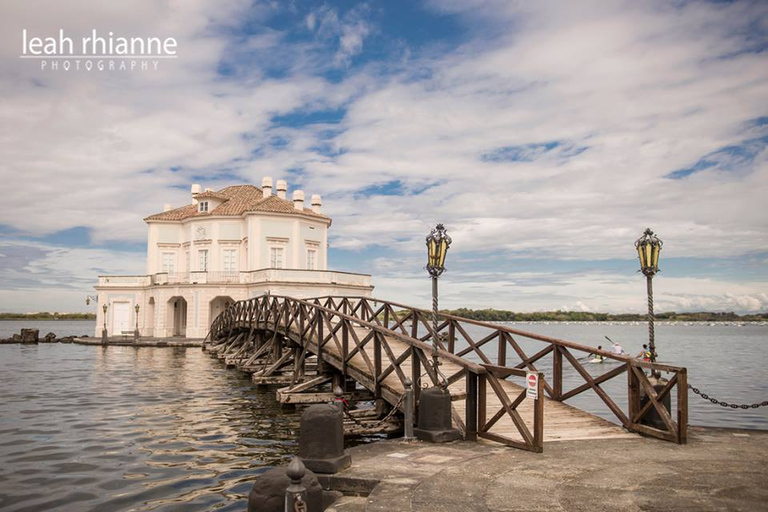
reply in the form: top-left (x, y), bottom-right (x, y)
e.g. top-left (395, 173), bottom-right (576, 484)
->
top-left (208, 295), bottom-right (687, 450)
top-left (307, 296), bottom-right (688, 445)
top-left (208, 294), bottom-right (546, 452)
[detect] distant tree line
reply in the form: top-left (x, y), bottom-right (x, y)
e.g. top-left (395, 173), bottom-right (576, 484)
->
top-left (0, 312), bottom-right (96, 320)
top-left (428, 309), bottom-right (768, 322)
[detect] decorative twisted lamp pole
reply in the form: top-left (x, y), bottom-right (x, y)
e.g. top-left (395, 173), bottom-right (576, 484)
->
top-left (134, 303), bottom-right (140, 342)
top-left (101, 303), bottom-right (108, 345)
top-left (425, 223), bottom-right (452, 386)
top-left (635, 228), bottom-right (663, 370)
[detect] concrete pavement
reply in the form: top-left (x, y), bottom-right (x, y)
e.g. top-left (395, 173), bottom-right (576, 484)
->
top-left (323, 427), bottom-right (768, 511)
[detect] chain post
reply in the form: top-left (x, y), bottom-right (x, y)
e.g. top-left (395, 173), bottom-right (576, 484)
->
top-left (285, 456), bottom-right (308, 512)
top-left (404, 378), bottom-right (415, 440)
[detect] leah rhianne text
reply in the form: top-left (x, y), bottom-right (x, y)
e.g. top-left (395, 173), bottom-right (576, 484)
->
top-left (22, 29), bottom-right (177, 56)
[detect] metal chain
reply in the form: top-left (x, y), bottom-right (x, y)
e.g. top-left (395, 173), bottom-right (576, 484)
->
top-left (689, 385), bottom-right (768, 409)
top-left (342, 392), bottom-right (406, 430)
top-left (293, 495), bottom-right (307, 512)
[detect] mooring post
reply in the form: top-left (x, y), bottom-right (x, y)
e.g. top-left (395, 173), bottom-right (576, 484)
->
top-left (284, 457), bottom-right (308, 512)
top-left (404, 377), bottom-right (415, 440)
top-left (299, 396), bottom-right (351, 474)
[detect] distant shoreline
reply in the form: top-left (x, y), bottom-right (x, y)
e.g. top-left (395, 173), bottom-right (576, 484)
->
top-left (2, 310), bottom-right (767, 323)
top-left (437, 309), bottom-right (768, 323)
top-left (0, 315), bottom-right (95, 321)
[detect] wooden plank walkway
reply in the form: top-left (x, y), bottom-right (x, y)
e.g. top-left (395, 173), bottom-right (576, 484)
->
top-left (209, 296), bottom-right (689, 448)
top-left (288, 323), bottom-right (635, 444)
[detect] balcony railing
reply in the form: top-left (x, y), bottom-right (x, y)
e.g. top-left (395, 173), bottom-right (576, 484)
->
top-left (97, 275), bottom-right (151, 287)
top-left (240, 268), bottom-right (371, 287)
top-left (99, 269), bottom-right (371, 288)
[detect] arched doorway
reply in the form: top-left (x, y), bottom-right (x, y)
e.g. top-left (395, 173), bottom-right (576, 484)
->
top-left (166, 296), bottom-right (188, 337)
top-left (209, 296), bottom-right (235, 331)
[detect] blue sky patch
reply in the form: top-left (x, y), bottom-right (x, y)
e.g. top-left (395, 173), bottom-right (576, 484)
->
top-left (358, 180), bottom-right (406, 196)
top-left (355, 179), bottom-right (439, 198)
top-left (667, 135), bottom-right (768, 179)
top-left (40, 226), bottom-right (91, 247)
top-left (482, 141), bottom-right (588, 162)
top-left (272, 108), bottom-right (346, 127)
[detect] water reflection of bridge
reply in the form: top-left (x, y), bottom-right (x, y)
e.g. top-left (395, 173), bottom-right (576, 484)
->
top-left (205, 296), bottom-right (688, 452)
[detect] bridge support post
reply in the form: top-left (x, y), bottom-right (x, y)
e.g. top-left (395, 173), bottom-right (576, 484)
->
top-left (411, 348), bottom-right (421, 416)
top-left (553, 345), bottom-right (563, 400)
top-left (465, 372), bottom-right (478, 441)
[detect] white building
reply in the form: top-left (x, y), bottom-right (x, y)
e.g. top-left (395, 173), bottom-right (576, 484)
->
top-left (94, 177), bottom-right (373, 338)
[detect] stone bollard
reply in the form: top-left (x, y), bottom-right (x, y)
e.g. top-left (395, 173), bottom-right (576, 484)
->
top-left (247, 457), bottom-right (323, 512)
top-left (298, 403), bottom-right (351, 474)
top-left (414, 386), bottom-right (461, 443)
top-left (20, 329), bottom-right (39, 344)
top-left (640, 375), bottom-right (672, 431)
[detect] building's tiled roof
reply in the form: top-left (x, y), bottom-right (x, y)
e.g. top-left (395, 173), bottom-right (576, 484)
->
top-left (145, 185), bottom-right (329, 222)
top-left (194, 190), bottom-right (229, 201)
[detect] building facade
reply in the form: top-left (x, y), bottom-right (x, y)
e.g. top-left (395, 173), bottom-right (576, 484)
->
top-left (94, 177), bottom-right (373, 338)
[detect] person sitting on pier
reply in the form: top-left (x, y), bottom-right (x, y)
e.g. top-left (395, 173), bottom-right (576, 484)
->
top-left (636, 344), bottom-right (651, 362)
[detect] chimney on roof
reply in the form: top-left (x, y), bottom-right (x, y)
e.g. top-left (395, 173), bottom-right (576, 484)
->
top-left (163, 203), bottom-right (172, 212)
top-left (276, 180), bottom-right (287, 199)
top-left (191, 184), bottom-right (201, 205)
top-left (261, 176), bottom-right (273, 197)
top-left (293, 190), bottom-right (305, 210)
top-left (310, 194), bottom-right (322, 213)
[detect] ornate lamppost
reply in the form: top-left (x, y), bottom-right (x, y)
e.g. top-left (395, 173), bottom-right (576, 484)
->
top-left (425, 223), bottom-right (452, 385)
top-left (414, 223), bottom-right (460, 443)
top-left (101, 303), bottom-right (108, 345)
top-left (635, 228), bottom-right (663, 371)
top-left (134, 304), bottom-right (140, 342)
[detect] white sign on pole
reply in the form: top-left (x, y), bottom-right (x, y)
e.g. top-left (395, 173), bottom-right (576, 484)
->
top-left (526, 372), bottom-right (539, 400)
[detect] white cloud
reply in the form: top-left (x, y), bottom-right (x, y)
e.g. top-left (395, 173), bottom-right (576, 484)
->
top-left (0, 0), bottom-right (766, 314)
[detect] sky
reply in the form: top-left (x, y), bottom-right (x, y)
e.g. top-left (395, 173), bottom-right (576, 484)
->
top-left (0, 0), bottom-right (767, 314)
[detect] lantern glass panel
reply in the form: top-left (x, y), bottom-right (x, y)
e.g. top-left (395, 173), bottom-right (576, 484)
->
top-left (645, 244), bottom-right (653, 270)
top-left (651, 244), bottom-right (661, 270)
top-left (427, 238), bottom-right (437, 268)
top-left (437, 239), bottom-right (448, 269)
top-left (637, 244), bottom-right (646, 268)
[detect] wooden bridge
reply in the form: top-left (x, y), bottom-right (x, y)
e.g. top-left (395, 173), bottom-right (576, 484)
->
top-left (204, 295), bottom-right (688, 453)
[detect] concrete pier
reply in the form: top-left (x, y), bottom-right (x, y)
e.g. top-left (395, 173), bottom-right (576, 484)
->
top-left (323, 427), bottom-right (768, 511)
top-left (73, 336), bottom-right (204, 347)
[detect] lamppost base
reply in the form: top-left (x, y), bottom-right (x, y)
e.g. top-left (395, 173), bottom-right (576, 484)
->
top-left (639, 375), bottom-right (671, 431)
top-left (414, 387), bottom-right (461, 443)
top-left (101, 329), bottom-right (108, 345)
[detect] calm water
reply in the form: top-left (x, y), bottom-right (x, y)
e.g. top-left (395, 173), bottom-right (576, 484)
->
top-left (460, 322), bottom-right (768, 429)
top-left (0, 344), bottom-right (299, 512)
top-left (0, 320), bottom-right (96, 339)
top-left (0, 322), bottom-right (766, 511)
